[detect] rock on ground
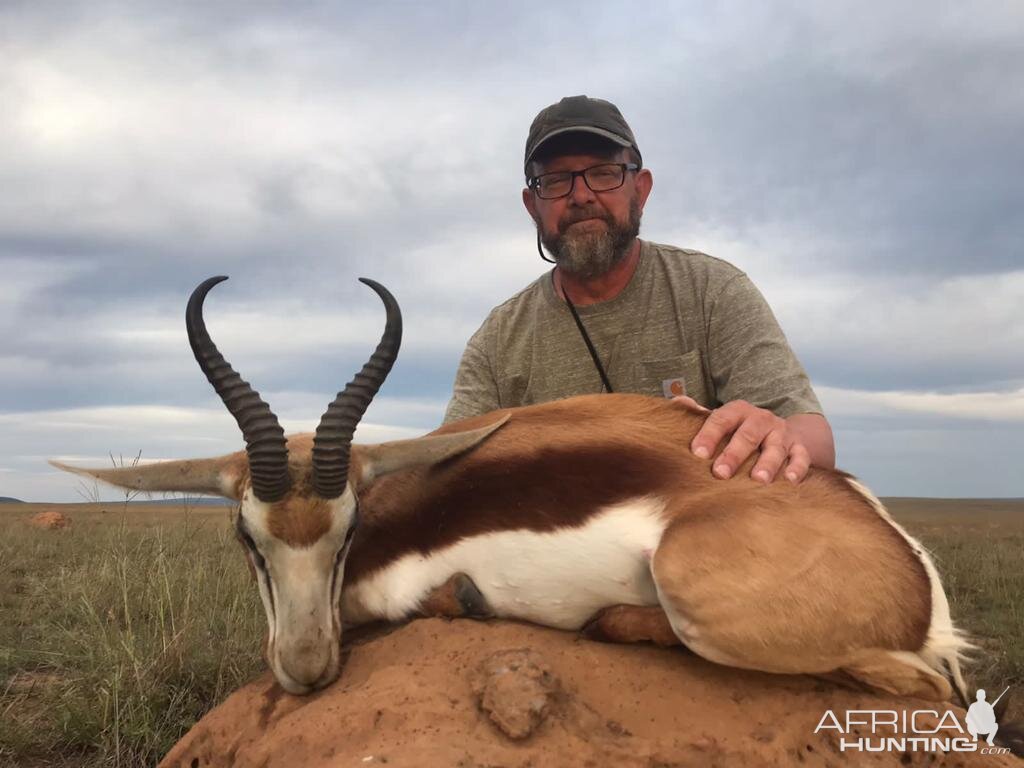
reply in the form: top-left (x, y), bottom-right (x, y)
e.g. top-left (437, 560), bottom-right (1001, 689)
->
top-left (28, 511), bottom-right (70, 529)
top-left (161, 618), bottom-right (1020, 768)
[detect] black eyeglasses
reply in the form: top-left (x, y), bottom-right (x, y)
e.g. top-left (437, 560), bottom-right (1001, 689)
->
top-left (527, 162), bottom-right (640, 200)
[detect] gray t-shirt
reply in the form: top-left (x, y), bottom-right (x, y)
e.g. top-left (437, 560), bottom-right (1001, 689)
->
top-left (443, 240), bottom-right (822, 424)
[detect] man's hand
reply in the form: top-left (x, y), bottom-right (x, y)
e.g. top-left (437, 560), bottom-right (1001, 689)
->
top-left (672, 397), bottom-right (832, 484)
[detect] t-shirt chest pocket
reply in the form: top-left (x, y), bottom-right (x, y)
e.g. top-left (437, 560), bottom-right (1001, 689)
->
top-left (630, 349), bottom-right (710, 406)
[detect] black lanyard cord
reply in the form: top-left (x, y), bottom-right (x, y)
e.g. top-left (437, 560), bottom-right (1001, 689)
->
top-left (538, 233), bottom-right (614, 393)
top-left (559, 276), bottom-right (615, 394)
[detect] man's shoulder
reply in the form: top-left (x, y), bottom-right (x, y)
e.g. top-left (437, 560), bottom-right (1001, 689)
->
top-left (643, 240), bottom-right (746, 281)
top-left (469, 273), bottom-right (550, 342)
top-left (641, 241), bottom-right (750, 301)
top-left (481, 273), bottom-right (550, 322)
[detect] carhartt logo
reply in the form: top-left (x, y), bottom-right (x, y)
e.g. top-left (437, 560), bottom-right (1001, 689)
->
top-left (662, 378), bottom-right (685, 398)
top-left (813, 686), bottom-right (1011, 755)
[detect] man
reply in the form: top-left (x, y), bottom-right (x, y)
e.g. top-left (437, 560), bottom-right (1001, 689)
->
top-left (444, 95), bottom-right (834, 484)
top-left (966, 689), bottom-right (1000, 747)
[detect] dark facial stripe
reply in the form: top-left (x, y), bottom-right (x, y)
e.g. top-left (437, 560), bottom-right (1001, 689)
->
top-left (330, 505), bottom-right (359, 601)
top-left (237, 515), bottom-right (275, 615)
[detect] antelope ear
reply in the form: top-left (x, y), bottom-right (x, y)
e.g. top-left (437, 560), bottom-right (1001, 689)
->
top-left (355, 413), bottom-right (510, 487)
top-left (49, 453), bottom-right (248, 502)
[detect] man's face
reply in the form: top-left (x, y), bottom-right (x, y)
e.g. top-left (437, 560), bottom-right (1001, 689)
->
top-left (523, 149), bottom-right (653, 280)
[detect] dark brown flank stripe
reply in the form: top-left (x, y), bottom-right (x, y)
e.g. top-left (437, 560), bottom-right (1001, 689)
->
top-left (345, 439), bottom-right (681, 583)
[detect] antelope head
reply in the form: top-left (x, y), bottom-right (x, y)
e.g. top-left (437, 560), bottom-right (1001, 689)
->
top-left (52, 276), bottom-right (506, 694)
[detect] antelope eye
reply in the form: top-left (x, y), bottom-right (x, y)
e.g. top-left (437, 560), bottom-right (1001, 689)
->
top-left (341, 505), bottom-right (359, 549)
top-left (334, 516), bottom-right (359, 571)
top-left (236, 522), bottom-right (267, 571)
top-left (335, 525), bottom-right (356, 565)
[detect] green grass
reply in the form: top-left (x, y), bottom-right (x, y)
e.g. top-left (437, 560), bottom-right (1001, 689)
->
top-left (0, 503), bottom-right (264, 767)
top-left (0, 498), bottom-right (1021, 766)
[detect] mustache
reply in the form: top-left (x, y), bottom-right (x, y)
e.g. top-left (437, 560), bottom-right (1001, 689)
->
top-left (560, 209), bottom-right (612, 228)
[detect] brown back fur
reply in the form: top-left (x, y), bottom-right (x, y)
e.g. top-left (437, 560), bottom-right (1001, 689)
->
top-left (336, 393), bottom-right (931, 650)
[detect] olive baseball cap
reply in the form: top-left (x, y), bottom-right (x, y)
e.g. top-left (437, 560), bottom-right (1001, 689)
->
top-left (524, 95), bottom-right (641, 171)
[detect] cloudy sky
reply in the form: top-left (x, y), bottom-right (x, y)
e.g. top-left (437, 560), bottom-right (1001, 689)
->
top-left (2, 1), bottom-right (1022, 502)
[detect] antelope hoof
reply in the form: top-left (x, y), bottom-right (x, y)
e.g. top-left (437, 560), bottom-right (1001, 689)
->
top-left (453, 573), bottom-right (494, 619)
top-left (580, 610), bottom-right (613, 643)
top-left (579, 604), bottom-right (681, 647)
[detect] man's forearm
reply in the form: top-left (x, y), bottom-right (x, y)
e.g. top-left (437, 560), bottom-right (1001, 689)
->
top-left (786, 413), bottom-right (836, 470)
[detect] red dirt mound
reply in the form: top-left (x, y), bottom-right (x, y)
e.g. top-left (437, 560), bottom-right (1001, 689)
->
top-left (28, 511), bottom-right (70, 529)
top-left (161, 618), bottom-right (1019, 767)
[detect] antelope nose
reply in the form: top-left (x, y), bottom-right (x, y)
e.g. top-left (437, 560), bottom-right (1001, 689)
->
top-left (280, 640), bottom-right (332, 689)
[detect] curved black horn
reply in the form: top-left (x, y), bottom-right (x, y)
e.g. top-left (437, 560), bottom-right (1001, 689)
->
top-left (186, 276), bottom-right (290, 502)
top-left (312, 278), bottom-right (402, 499)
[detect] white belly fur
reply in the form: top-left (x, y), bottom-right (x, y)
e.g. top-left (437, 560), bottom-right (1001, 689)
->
top-left (342, 496), bottom-right (668, 630)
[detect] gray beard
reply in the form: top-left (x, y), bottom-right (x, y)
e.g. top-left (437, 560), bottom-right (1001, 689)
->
top-left (540, 199), bottom-right (642, 280)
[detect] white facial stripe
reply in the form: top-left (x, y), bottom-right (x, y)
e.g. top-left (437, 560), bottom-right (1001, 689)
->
top-left (266, 540), bottom-right (341, 688)
top-left (342, 496), bottom-right (668, 629)
top-left (272, 545), bottom-right (336, 620)
top-left (237, 485), bottom-right (358, 692)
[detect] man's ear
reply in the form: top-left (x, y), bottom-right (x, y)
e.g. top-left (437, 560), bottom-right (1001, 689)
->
top-left (522, 186), bottom-right (539, 222)
top-left (635, 168), bottom-right (653, 210)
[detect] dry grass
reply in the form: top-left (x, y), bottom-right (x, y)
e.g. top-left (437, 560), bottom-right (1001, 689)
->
top-left (0, 497), bottom-right (1021, 766)
top-left (0, 502), bottom-right (263, 767)
top-left (885, 497), bottom-right (1024, 716)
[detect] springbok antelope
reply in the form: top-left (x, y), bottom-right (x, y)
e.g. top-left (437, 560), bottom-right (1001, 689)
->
top-left (54, 276), bottom-right (971, 705)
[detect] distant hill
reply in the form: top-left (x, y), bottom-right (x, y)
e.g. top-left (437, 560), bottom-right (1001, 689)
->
top-left (0, 496), bottom-right (232, 506)
top-left (131, 497), bottom-right (235, 507)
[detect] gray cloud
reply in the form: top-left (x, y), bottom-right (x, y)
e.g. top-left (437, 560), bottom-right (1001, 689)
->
top-left (2, 1), bottom-right (1022, 500)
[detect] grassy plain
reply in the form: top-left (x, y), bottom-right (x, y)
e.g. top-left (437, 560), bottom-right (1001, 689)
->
top-left (1, 497), bottom-right (1022, 767)
top-left (0, 502), bottom-right (263, 767)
